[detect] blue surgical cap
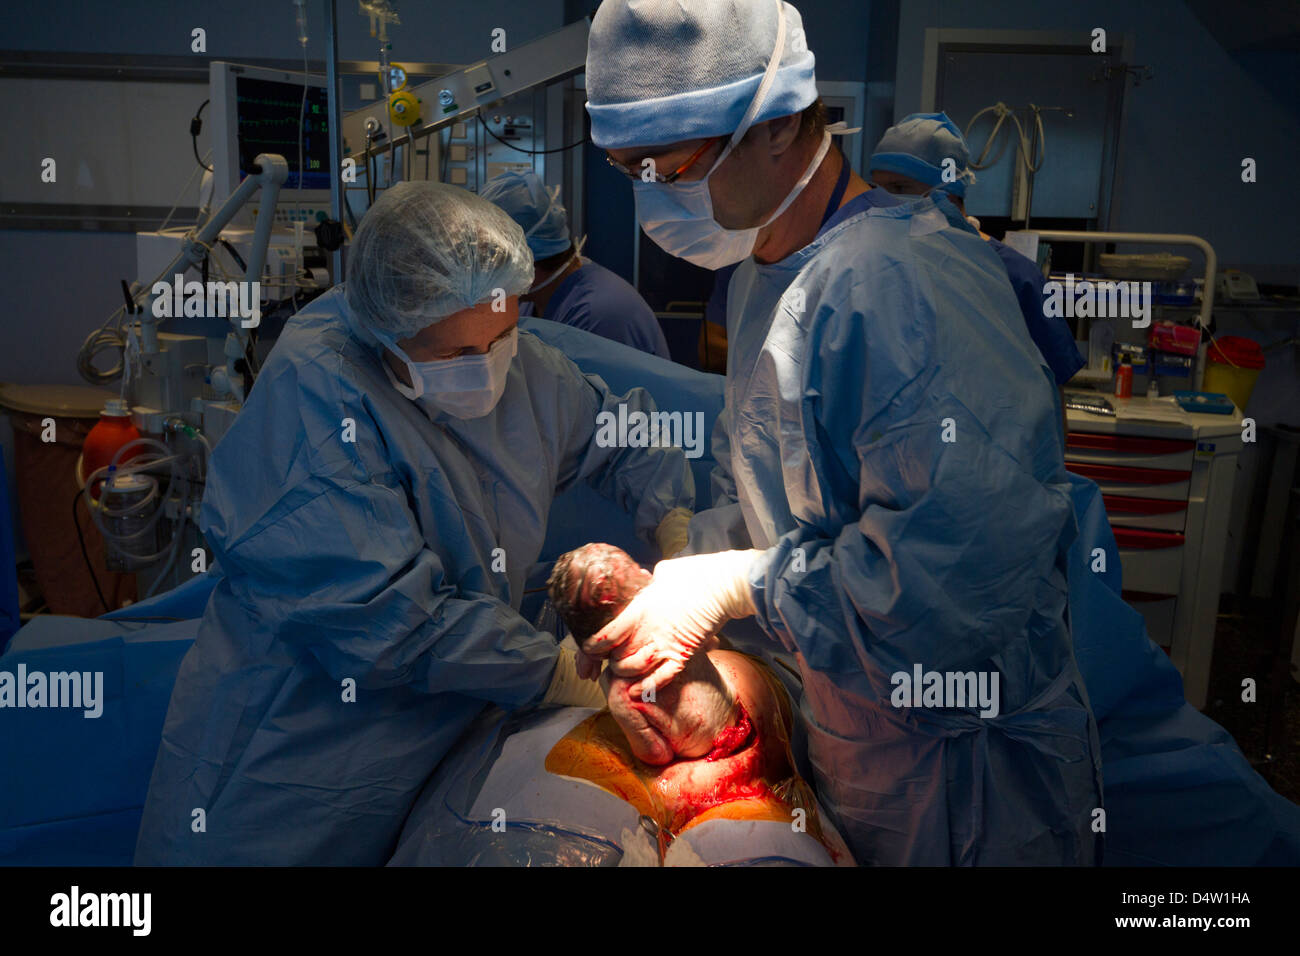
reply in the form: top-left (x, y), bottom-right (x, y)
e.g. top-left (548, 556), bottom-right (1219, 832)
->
top-left (478, 171), bottom-right (572, 260)
top-left (869, 112), bottom-right (975, 197)
top-left (585, 0), bottom-right (819, 149)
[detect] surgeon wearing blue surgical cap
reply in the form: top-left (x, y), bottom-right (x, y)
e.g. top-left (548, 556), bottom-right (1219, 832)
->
top-left (869, 112), bottom-right (1086, 390)
top-left (480, 170), bottom-right (671, 360)
top-left (579, 0), bottom-right (1102, 866)
top-left (134, 181), bottom-right (694, 864)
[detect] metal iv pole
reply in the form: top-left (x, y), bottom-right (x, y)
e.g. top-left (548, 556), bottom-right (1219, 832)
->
top-left (324, 0), bottom-right (345, 284)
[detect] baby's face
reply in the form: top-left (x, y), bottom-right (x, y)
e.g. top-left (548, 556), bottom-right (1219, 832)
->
top-left (601, 650), bottom-right (737, 766)
top-left (552, 543), bottom-right (736, 764)
top-left (648, 651), bottom-right (796, 834)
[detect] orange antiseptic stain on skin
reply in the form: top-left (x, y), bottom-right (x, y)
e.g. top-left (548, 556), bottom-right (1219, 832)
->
top-left (543, 653), bottom-right (844, 863)
top-left (679, 795), bottom-right (793, 830)
top-left (544, 711), bottom-right (663, 822)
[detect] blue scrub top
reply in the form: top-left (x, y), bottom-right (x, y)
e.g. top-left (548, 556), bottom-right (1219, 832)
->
top-left (546, 259), bottom-right (672, 360)
top-left (986, 237), bottom-right (1085, 385)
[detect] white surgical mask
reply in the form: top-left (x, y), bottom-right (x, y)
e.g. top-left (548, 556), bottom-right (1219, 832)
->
top-left (377, 327), bottom-right (518, 420)
top-left (634, 130), bottom-right (833, 270)
top-left (631, 2), bottom-right (829, 271)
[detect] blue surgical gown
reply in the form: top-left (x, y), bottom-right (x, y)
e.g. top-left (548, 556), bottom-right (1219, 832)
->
top-left (691, 195), bottom-right (1103, 865)
top-left (133, 287), bottom-right (693, 865)
top-left (705, 218), bottom-right (1086, 386)
top-left (543, 260), bottom-right (671, 360)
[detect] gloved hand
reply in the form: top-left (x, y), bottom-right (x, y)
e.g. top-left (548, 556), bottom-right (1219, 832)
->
top-left (541, 645), bottom-right (611, 708)
top-left (580, 550), bottom-right (761, 695)
top-left (654, 507), bottom-right (693, 559)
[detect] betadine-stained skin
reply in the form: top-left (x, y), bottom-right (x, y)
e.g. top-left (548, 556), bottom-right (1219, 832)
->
top-left (546, 543), bottom-right (851, 861)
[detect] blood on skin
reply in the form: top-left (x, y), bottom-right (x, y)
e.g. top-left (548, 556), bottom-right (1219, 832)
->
top-left (543, 652), bottom-right (847, 862)
top-left (705, 702), bottom-right (753, 762)
top-left (546, 544), bottom-right (849, 863)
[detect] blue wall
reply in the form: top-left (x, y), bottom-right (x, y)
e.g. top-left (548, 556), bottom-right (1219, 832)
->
top-left (894, 0), bottom-right (1300, 283)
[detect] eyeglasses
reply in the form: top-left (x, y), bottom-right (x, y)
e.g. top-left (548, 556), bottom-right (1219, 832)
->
top-left (606, 137), bottom-right (721, 185)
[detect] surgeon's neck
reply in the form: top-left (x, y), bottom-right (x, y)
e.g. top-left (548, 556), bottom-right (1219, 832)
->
top-left (751, 140), bottom-right (869, 266)
top-left (524, 256), bottom-right (582, 319)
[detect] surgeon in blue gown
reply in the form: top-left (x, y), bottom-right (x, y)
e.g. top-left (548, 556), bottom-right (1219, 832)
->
top-left (480, 170), bottom-right (671, 359)
top-left (867, 112), bottom-right (1085, 387)
top-left (134, 181), bottom-right (694, 865)
top-left (579, 0), bottom-right (1103, 866)
top-left (708, 114), bottom-right (1087, 394)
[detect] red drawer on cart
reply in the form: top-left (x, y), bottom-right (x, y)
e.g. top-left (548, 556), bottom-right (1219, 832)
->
top-left (1065, 461), bottom-right (1191, 502)
top-left (1102, 494), bottom-right (1188, 532)
top-left (1066, 432), bottom-right (1196, 470)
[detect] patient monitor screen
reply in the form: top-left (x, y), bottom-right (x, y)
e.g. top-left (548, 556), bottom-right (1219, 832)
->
top-left (235, 76), bottom-right (331, 191)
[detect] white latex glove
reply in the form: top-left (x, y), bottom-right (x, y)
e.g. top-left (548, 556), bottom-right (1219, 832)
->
top-left (541, 645), bottom-right (610, 708)
top-left (581, 550), bottom-right (760, 695)
top-left (654, 507), bottom-right (693, 559)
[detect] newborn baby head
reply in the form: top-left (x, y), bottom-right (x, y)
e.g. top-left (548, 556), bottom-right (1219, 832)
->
top-left (548, 543), bottom-right (739, 766)
top-left (547, 543), bottom-right (651, 641)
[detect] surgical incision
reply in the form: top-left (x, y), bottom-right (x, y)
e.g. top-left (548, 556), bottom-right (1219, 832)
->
top-left (546, 543), bottom-right (847, 860)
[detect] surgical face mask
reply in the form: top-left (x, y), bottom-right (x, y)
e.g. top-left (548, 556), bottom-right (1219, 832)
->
top-left (634, 130), bottom-right (833, 270)
top-left (377, 327), bottom-right (518, 420)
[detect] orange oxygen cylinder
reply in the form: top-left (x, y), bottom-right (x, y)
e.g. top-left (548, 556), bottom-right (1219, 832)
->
top-left (83, 399), bottom-right (142, 499)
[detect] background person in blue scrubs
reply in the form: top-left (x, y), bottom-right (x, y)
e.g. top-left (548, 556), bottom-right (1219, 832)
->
top-left (868, 112), bottom-right (1086, 388)
top-left (481, 170), bottom-right (672, 360)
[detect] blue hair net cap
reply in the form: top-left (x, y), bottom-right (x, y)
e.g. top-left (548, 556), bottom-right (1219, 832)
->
top-left (479, 170), bottom-right (572, 260)
top-left (345, 181), bottom-right (532, 339)
top-left (869, 112), bottom-right (975, 197)
top-left (586, 0), bottom-right (819, 149)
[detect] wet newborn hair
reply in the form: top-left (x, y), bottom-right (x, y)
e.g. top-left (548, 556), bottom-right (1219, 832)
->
top-left (547, 543), bottom-right (645, 641)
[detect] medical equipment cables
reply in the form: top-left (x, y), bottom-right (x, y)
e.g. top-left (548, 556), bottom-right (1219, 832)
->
top-left (294, 20), bottom-right (311, 314)
top-left (71, 488), bottom-right (112, 614)
top-left (190, 99), bottom-right (214, 172)
top-left (965, 103), bottom-right (1070, 229)
top-left (475, 107), bottom-right (590, 155)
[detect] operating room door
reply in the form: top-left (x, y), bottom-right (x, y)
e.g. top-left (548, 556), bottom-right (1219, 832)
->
top-left (935, 44), bottom-right (1129, 225)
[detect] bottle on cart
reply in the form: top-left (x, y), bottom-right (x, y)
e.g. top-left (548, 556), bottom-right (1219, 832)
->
top-left (82, 399), bottom-right (141, 499)
top-left (1115, 354), bottom-right (1133, 399)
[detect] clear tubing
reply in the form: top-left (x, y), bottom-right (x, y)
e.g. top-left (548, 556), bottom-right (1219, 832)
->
top-left (143, 514), bottom-right (188, 600)
top-left (111, 437), bottom-right (174, 465)
top-left (84, 448), bottom-right (181, 547)
top-left (83, 437), bottom-right (206, 573)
